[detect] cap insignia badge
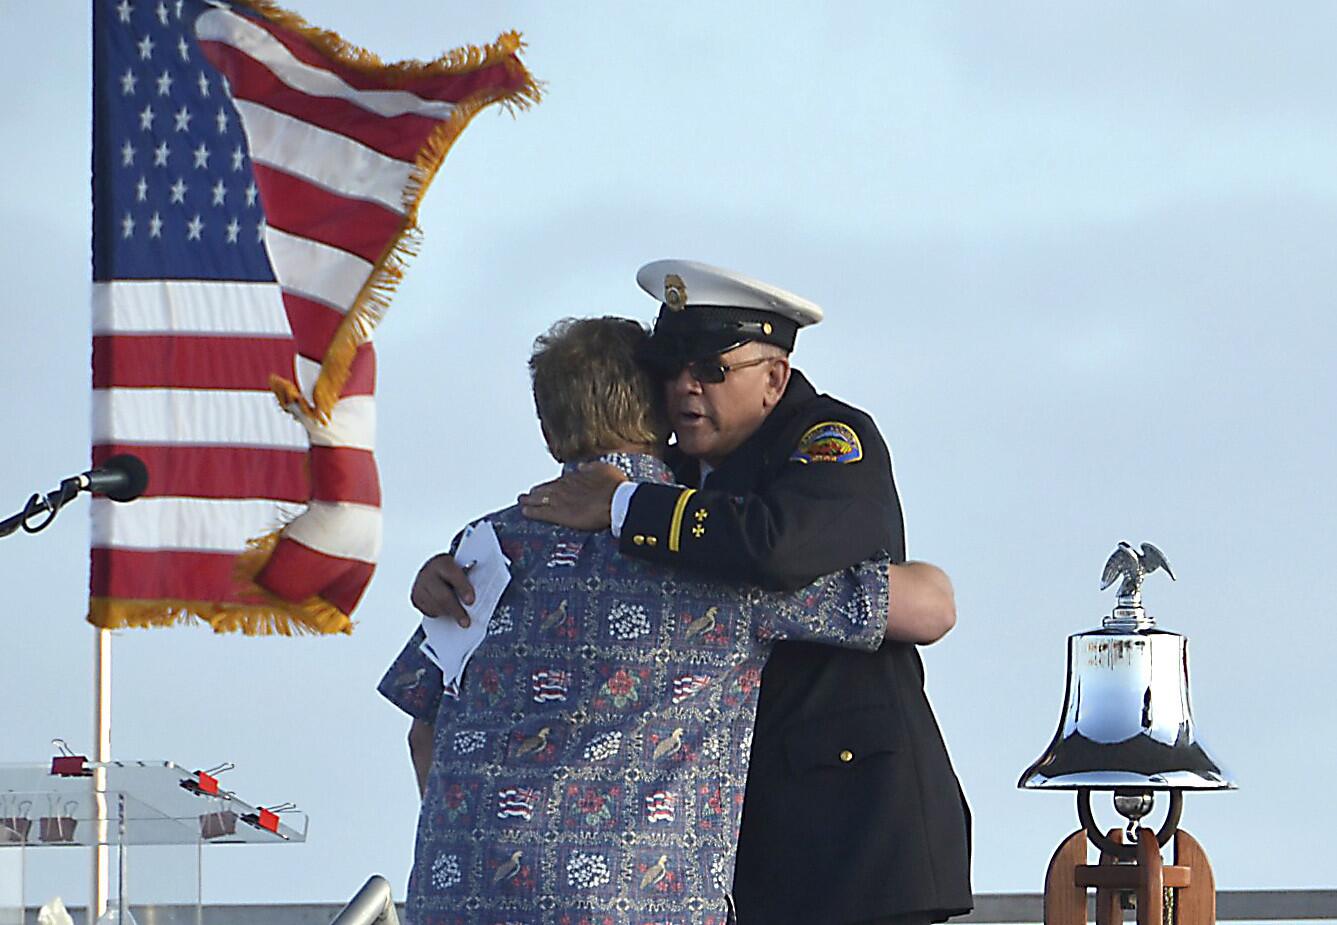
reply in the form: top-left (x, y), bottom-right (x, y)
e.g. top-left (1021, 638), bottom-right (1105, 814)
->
top-left (664, 274), bottom-right (687, 312)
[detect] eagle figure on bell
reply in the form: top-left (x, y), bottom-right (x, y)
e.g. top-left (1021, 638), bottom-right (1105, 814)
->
top-left (1100, 540), bottom-right (1175, 617)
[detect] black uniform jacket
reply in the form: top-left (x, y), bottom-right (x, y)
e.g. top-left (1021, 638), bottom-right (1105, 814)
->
top-left (621, 370), bottom-right (973, 925)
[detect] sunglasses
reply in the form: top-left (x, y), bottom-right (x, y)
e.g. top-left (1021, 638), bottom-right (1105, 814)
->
top-left (676, 355), bottom-right (776, 384)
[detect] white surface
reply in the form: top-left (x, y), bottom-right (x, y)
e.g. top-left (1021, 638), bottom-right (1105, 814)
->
top-left (419, 519), bottom-right (511, 695)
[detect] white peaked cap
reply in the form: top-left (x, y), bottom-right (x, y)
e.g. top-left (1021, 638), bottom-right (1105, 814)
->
top-left (636, 260), bottom-right (824, 327)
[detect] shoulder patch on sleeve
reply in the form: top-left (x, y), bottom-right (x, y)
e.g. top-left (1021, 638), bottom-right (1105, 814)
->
top-left (790, 421), bottom-right (864, 464)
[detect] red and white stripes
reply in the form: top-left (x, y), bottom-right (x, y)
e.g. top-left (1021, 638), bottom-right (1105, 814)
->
top-left (90, 279), bottom-right (311, 625)
top-left (90, 2), bottom-right (536, 634)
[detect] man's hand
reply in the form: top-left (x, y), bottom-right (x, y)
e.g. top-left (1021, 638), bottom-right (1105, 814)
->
top-left (885, 561), bottom-right (957, 645)
top-left (519, 462), bottom-right (628, 531)
top-left (410, 553), bottom-right (476, 628)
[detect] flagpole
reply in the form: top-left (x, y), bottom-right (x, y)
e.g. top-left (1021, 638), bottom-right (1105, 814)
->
top-left (92, 627), bottom-right (112, 920)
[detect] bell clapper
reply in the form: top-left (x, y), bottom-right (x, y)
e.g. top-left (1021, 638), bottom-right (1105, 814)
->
top-left (1113, 789), bottom-right (1155, 844)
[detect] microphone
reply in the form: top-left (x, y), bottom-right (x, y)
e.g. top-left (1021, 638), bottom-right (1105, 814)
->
top-left (1, 454), bottom-right (150, 539)
top-left (75, 454), bottom-right (150, 503)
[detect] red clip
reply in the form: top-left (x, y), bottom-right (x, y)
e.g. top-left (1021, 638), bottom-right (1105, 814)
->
top-left (195, 772), bottom-right (220, 795)
top-left (51, 755), bottom-right (89, 777)
top-left (257, 808), bottom-right (280, 833)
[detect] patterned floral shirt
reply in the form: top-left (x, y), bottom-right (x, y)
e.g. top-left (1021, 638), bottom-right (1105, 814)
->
top-left (380, 454), bottom-right (889, 925)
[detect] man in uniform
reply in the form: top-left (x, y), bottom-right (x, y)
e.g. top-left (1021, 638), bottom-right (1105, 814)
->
top-left (515, 261), bottom-right (973, 925)
top-left (395, 316), bottom-right (956, 924)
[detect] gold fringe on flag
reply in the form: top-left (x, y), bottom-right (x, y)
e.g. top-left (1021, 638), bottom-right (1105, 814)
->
top-left (89, 597), bottom-right (352, 636)
top-left (236, 2), bottom-right (540, 94)
top-left (209, 4), bottom-right (540, 635)
top-left (89, 532), bottom-right (354, 636)
top-left (242, 0), bottom-right (542, 421)
top-left (91, 10), bottom-right (537, 637)
top-left (225, 529), bottom-right (355, 635)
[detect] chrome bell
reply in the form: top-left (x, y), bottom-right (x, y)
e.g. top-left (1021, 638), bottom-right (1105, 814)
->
top-left (1019, 542), bottom-right (1235, 791)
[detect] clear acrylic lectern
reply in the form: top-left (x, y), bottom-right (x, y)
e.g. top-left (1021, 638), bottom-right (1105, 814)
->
top-left (0, 758), bottom-right (306, 924)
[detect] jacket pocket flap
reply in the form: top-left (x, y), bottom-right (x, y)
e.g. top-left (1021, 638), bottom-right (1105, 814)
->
top-left (784, 706), bottom-right (899, 772)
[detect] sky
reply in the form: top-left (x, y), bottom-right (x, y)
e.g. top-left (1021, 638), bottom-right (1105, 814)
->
top-left (1, 0), bottom-right (1335, 909)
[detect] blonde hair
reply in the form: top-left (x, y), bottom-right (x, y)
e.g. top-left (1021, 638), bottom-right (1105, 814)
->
top-left (529, 317), bottom-right (670, 462)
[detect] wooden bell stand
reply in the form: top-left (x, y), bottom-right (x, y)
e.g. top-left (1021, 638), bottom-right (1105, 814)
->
top-left (1044, 791), bottom-right (1217, 925)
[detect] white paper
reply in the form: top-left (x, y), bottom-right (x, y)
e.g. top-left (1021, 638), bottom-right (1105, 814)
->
top-left (38, 898), bottom-right (75, 925)
top-left (419, 520), bottom-right (512, 697)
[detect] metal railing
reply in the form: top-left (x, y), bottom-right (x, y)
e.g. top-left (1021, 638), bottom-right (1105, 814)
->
top-left (961, 891), bottom-right (1337, 923)
top-left (30, 890), bottom-right (1337, 924)
top-left (328, 876), bottom-right (398, 925)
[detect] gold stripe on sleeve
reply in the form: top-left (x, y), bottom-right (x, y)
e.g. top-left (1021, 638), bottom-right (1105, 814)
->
top-left (667, 488), bottom-right (698, 553)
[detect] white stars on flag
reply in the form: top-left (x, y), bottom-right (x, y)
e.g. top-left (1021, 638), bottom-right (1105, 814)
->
top-left (95, 0), bottom-right (534, 640)
top-left (106, 0), bottom-right (274, 255)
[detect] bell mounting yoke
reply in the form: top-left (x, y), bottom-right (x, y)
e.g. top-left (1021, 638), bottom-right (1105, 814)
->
top-left (1077, 787), bottom-right (1182, 861)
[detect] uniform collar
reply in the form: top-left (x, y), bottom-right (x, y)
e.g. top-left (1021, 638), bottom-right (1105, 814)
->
top-left (775, 368), bottom-right (817, 412)
top-left (563, 452), bottom-right (675, 484)
top-left (708, 368), bottom-right (815, 479)
top-left (662, 369), bottom-right (816, 486)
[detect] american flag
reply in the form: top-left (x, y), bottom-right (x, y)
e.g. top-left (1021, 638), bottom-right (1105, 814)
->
top-left (644, 790), bottom-right (676, 823)
top-left (495, 786), bottom-right (538, 821)
top-left (90, 0), bottom-right (536, 633)
top-left (546, 540), bottom-right (582, 568)
top-left (670, 673), bottom-right (711, 704)
top-left (530, 668), bottom-right (571, 703)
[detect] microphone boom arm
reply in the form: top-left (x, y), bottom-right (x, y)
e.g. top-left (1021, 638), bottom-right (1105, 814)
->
top-left (0, 478), bottom-right (82, 539)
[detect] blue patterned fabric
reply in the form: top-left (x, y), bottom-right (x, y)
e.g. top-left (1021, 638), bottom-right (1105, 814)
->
top-left (380, 454), bottom-right (889, 925)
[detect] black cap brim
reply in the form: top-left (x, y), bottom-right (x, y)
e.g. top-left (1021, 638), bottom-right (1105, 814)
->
top-left (644, 304), bottom-right (797, 368)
